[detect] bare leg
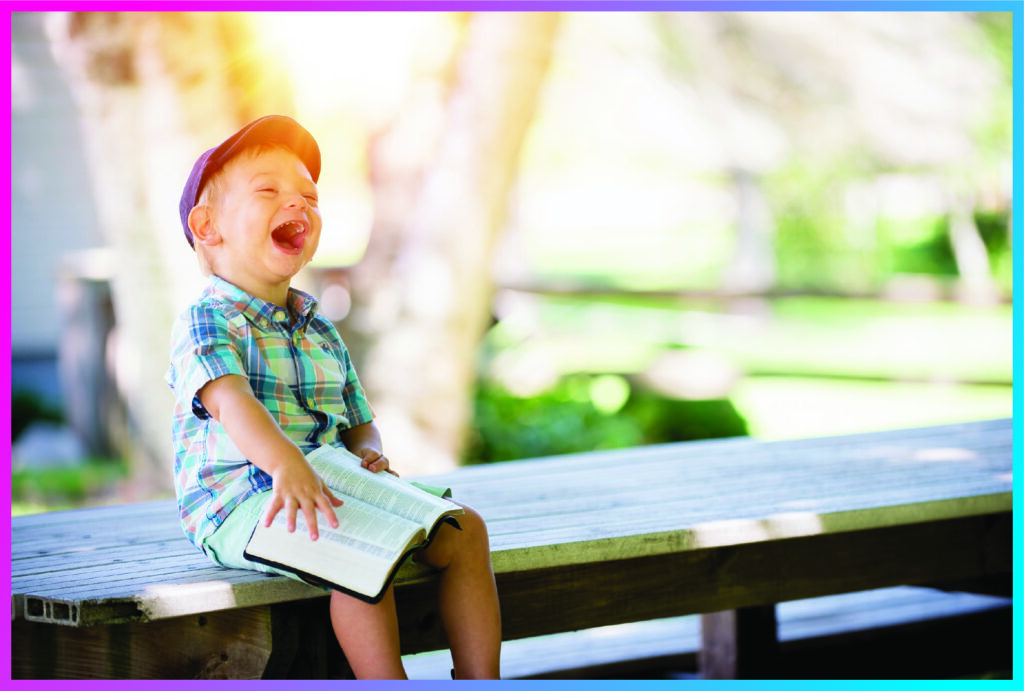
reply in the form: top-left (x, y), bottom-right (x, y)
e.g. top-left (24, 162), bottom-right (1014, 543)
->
top-left (416, 503), bottom-right (502, 679)
top-left (329, 586), bottom-right (407, 679)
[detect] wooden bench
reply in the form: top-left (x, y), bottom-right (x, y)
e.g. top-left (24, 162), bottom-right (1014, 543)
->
top-left (404, 586), bottom-right (1013, 679)
top-left (11, 418), bottom-right (1012, 679)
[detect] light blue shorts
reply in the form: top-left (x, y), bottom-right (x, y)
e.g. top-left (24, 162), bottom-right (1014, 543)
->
top-left (201, 480), bottom-right (453, 590)
top-left (201, 490), bottom-right (328, 589)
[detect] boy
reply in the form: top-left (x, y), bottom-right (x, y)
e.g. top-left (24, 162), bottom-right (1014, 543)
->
top-left (167, 115), bottom-right (501, 679)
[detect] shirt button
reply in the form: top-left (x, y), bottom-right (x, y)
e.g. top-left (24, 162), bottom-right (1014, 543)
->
top-left (258, 318), bottom-right (269, 328)
top-left (293, 333), bottom-right (302, 345)
top-left (307, 397), bottom-right (315, 408)
top-left (274, 311), bottom-right (287, 322)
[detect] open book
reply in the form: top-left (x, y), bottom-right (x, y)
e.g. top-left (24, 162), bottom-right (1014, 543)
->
top-left (244, 444), bottom-right (463, 603)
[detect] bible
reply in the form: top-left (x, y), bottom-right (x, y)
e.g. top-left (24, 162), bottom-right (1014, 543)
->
top-left (243, 444), bottom-right (463, 603)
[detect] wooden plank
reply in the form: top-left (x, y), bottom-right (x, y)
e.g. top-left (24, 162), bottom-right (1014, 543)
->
top-left (13, 460), bottom-right (1008, 567)
top-left (18, 569), bottom-right (323, 626)
top-left (459, 468), bottom-right (1010, 529)
top-left (11, 499), bottom-right (175, 529)
top-left (11, 521), bottom-right (186, 556)
top-left (11, 540), bottom-right (200, 577)
top-left (11, 607), bottom-right (275, 679)
top-left (16, 469), bottom-right (1006, 583)
top-left (10, 420), bottom-right (1012, 628)
top-left (262, 599), bottom-right (353, 679)
top-left (12, 600), bottom-right (354, 680)
top-left (12, 483), bottom-right (1004, 593)
top-left (427, 458), bottom-right (1010, 519)
top-left (403, 586), bottom-right (1009, 682)
top-left (12, 458), bottom-right (1006, 566)
top-left (15, 491), bottom-right (1008, 626)
top-left (394, 511), bottom-right (1009, 654)
top-left (486, 589), bottom-right (1012, 681)
top-left (11, 422), bottom-right (1009, 541)
top-left (484, 493), bottom-right (1011, 572)
top-left (700, 606), bottom-right (778, 679)
top-left (419, 418), bottom-right (1012, 488)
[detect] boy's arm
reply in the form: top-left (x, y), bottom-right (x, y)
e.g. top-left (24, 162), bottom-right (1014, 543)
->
top-left (198, 374), bottom-right (342, 540)
top-left (338, 420), bottom-right (398, 477)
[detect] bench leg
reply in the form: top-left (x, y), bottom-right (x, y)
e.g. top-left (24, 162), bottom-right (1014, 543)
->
top-left (699, 605), bottom-right (778, 679)
top-left (263, 599), bottom-right (354, 679)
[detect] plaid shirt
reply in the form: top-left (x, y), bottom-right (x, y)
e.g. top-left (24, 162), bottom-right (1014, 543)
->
top-left (166, 275), bottom-right (373, 551)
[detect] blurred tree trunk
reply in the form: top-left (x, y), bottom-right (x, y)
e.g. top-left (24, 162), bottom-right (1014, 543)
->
top-left (46, 12), bottom-right (293, 496)
top-left (347, 12), bottom-right (561, 473)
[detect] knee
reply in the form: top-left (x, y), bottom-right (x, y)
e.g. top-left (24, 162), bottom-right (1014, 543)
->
top-left (457, 505), bottom-right (489, 546)
top-left (417, 504), bottom-right (490, 570)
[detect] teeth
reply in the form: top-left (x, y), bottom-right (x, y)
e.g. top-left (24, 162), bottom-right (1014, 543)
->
top-left (275, 221), bottom-right (304, 236)
top-left (272, 220), bottom-right (307, 250)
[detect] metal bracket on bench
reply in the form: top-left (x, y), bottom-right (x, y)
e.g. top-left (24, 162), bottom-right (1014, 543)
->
top-left (23, 595), bottom-right (144, 627)
top-left (24, 596), bottom-right (80, 625)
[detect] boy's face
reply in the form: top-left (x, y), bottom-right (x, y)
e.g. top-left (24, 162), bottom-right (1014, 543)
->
top-left (203, 147), bottom-right (322, 304)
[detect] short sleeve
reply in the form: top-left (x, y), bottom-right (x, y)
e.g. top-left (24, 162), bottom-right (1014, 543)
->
top-left (338, 340), bottom-right (374, 427)
top-left (166, 304), bottom-right (248, 419)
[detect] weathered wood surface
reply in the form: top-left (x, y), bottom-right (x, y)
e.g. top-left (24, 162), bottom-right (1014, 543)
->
top-left (404, 586), bottom-right (1012, 680)
top-left (10, 419), bottom-right (1013, 677)
top-left (700, 605), bottom-right (779, 679)
top-left (11, 606), bottom-right (274, 679)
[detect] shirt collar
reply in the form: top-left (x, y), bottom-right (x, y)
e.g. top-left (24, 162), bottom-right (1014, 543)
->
top-left (206, 275), bottom-right (319, 330)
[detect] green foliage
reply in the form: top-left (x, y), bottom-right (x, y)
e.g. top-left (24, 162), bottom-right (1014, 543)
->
top-left (974, 209), bottom-right (1011, 255)
top-left (464, 376), bottom-right (748, 464)
top-left (768, 161), bottom-right (883, 293)
top-left (972, 12), bottom-right (1012, 75)
top-left (974, 209), bottom-right (1013, 292)
top-left (966, 13), bottom-right (1012, 165)
top-left (11, 458), bottom-right (128, 515)
top-left (11, 389), bottom-right (64, 442)
top-left (882, 216), bottom-right (959, 276)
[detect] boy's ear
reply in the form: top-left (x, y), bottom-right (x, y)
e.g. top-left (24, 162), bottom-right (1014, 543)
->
top-left (188, 205), bottom-right (220, 246)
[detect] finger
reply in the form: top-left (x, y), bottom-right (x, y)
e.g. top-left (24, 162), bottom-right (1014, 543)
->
top-left (360, 450), bottom-right (380, 468)
top-left (369, 456), bottom-right (389, 473)
top-left (322, 483), bottom-right (345, 509)
top-left (284, 497), bottom-right (298, 533)
top-left (263, 497), bottom-right (283, 527)
top-left (317, 490), bottom-right (340, 529)
top-left (386, 468), bottom-right (400, 477)
top-left (301, 500), bottom-right (319, 541)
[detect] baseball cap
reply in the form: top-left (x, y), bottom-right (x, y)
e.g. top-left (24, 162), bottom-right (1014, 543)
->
top-left (179, 115), bottom-right (321, 248)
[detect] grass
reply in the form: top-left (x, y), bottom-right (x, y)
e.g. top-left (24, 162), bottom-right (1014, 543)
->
top-left (482, 293), bottom-right (1012, 443)
top-left (732, 376), bottom-right (1012, 441)
top-left (11, 458), bottom-right (128, 516)
top-left (512, 294), bottom-right (1012, 383)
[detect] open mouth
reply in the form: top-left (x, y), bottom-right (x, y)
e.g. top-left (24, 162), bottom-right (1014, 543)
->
top-left (271, 220), bottom-right (308, 252)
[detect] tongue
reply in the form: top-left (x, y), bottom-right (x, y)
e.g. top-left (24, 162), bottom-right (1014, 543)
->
top-left (272, 225), bottom-right (304, 250)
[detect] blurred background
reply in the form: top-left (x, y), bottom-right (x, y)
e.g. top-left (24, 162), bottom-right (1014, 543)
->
top-left (11, 10), bottom-right (1013, 514)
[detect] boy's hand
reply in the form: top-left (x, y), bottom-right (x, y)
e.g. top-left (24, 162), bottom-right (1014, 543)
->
top-left (355, 448), bottom-right (399, 477)
top-left (197, 375), bottom-right (343, 541)
top-left (264, 457), bottom-right (343, 541)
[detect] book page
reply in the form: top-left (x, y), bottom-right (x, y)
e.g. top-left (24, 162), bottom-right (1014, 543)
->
top-left (285, 495), bottom-right (420, 560)
top-left (248, 495), bottom-right (425, 598)
top-left (307, 445), bottom-right (464, 528)
top-left (249, 521), bottom-right (390, 598)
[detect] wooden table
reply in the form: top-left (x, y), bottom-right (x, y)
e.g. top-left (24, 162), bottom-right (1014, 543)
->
top-left (11, 418), bottom-right (1012, 679)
